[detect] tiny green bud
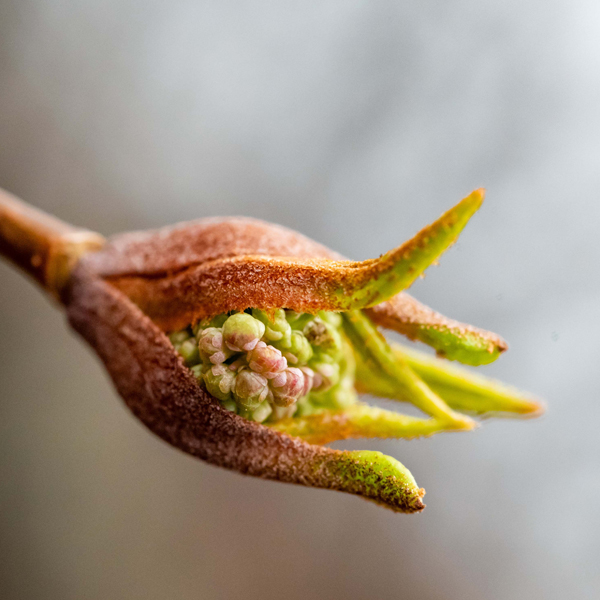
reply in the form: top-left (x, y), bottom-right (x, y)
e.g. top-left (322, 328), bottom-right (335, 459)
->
top-left (178, 338), bottom-right (200, 365)
top-left (221, 399), bottom-right (238, 413)
top-left (202, 364), bottom-right (237, 401)
top-left (282, 330), bottom-right (313, 365)
top-left (251, 400), bottom-right (273, 423)
top-left (252, 309), bottom-right (292, 346)
top-left (169, 330), bottom-right (191, 346)
top-left (223, 313), bottom-right (266, 352)
top-left (190, 364), bottom-right (205, 380)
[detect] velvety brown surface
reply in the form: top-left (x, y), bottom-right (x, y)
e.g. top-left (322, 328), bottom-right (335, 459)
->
top-left (84, 217), bottom-right (345, 277)
top-left (83, 216), bottom-right (503, 354)
top-left (105, 255), bottom-right (356, 331)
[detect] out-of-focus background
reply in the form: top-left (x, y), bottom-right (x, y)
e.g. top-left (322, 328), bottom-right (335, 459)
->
top-left (1, 1), bottom-right (598, 599)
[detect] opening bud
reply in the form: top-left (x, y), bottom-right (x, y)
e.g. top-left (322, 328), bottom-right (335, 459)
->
top-left (247, 341), bottom-right (287, 378)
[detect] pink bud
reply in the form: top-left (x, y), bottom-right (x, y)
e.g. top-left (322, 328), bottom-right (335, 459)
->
top-left (197, 327), bottom-right (231, 365)
top-left (247, 341), bottom-right (287, 378)
top-left (270, 367), bottom-right (305, 407)
top-left (233, 369), bottom-right (270, 409)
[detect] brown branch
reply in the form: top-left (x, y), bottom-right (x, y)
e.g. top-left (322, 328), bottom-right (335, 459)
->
top-left (0, 187), bottom-right (105, 300)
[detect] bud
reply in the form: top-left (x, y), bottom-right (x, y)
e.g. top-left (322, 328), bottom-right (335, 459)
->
top-left (178, 338), bottom-right (200, 366)
top-left (303, 317), bottom-right (343, 360)
top-left (169, 330), bottom-right (191, 346)
top-left (233, 369), bottom-right (270, 409)
top-left (271, 404), bottom-right (297, 421)
top-left (247, 341), bottom-right (287, 377)
top-left (202, 364), bottom-right (237, 401)
top-left (197, 327), bottom-right (231, 365)
top-left (253, 309), bottom-right (292, 347)
top-left (189, 364), bottom-right (205, 380)
top-left (221, 399), bottom-right (238, 413)
top-left (222, 313), bottom-right (265, 352)
top-left (270, 367), bottom-right (305, 407)
top-left (283, 331), bottom-right (313, 365)
top-left (193, 314), bottom-right (228, 336)
top-left (250, 400), bottom-right (273, 423)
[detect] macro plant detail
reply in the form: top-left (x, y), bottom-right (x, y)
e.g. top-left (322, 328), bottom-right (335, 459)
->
top-left (0, 187), bottom-right (543, 513)
top-left (171, 309), bottom-right (357, 423)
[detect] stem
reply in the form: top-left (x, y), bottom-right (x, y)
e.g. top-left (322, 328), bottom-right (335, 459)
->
top-left (0, 188), bottom-right (104, 300)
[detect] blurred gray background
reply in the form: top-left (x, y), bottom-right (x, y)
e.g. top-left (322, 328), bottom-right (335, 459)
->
top-left (0, 1), bottom-right (598, 599)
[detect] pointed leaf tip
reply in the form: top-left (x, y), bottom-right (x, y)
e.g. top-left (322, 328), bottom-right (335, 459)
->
top-left (333, 189), bottom-right (486, 311)
top-left (471, 188), bottom-right (485, 207)
top-left (321, 450), bottom-right (426, 513)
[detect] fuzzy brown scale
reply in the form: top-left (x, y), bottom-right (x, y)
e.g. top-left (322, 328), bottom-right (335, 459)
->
top-left (85, 216), bottom-right (503, 355)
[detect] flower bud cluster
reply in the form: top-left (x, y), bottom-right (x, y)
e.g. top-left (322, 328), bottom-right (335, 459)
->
top-left (170, 309), bottom-right (357, 423)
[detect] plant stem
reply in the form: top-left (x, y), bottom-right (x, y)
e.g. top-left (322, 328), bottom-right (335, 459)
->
top-left (0, 188), bottom-right (104, 300)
